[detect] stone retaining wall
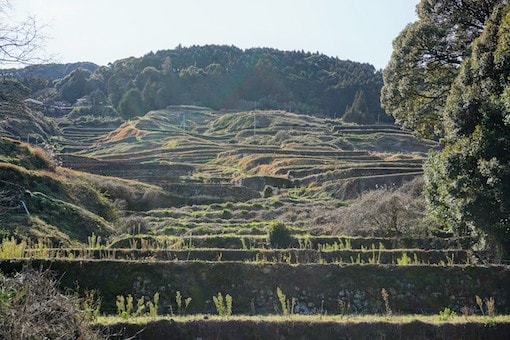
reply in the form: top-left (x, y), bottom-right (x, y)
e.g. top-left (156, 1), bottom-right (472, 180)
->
top-left (2, 260), bottom-right (508, 315)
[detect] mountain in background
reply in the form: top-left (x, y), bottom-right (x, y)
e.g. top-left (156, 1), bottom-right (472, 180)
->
top-left (1, 62), bottom-right (98, 81)
top-left (2, 45), bottom-right (392, 125)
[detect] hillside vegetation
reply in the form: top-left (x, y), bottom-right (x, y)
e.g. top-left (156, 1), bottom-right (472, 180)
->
top-left (3, 39), bottom-right (508, 339)
top-left (8, 45), bottom-right (391, 124)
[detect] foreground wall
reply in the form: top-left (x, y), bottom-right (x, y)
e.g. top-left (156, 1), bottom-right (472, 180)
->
top-left (1, 260), bottom-right (509, 315)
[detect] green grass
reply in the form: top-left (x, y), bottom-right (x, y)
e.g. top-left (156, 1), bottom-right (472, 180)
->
top-left (95, 313), bottom-right (510, 325)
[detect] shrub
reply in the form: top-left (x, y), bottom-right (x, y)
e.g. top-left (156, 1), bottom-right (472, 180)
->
top-left (331, 179), bottom-right (428, 237)
top-left (267, 222), bottom-right (292, 248)
top-left (117, 216), bottom-right (150, 235)
top-left (0, 267), bottom-right (104, 339)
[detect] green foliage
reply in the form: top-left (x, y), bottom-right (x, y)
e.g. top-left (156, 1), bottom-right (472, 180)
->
top-left (78, 289), bottom-right (102, 322)
top-left (343, 89), bottom-right (390, 124)
top-left (438, 307), bottom-right (457, 321)
top-left (384, 0), bottom-right (510, 258)
top-left (396, 252), bottom-right (420, 266)
top-left (319, 238), bottom-right (352, 251)
top-left (56, 68), bottom-right (94, 104)
top-left (276, 287), bottom-right (295, 316)
top-left (87, 232), bottom-right (102, 249)
top-left (424, 4), bottom-right (510, 258)
top-left (51, 45), bottom-right (388, 120)
top-left (267, 222), bottom-right (292, 249)
top-left (381, 0), bottom-right (499, 139)
top-left (212, 292), bottom-right (232, 317)
top-left (174, 291), bottom-right (192, 315)
top-left (118, 88), bottom-right (146, 120)
top-left (116, 293), bottom-right (160, 319)
top-left (276, 287), bottom-right (289, 315)
top-left (0, 237), bottom-right (26, 259)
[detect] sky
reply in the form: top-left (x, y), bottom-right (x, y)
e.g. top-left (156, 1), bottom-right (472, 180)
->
top-left (12, 0), bottom-right (419, 70)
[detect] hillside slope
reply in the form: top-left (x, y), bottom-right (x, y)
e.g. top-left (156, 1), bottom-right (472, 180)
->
top-left (53, 106), bottom-right (435, 239)
top-left (0, 137), bottom-right (182, 244)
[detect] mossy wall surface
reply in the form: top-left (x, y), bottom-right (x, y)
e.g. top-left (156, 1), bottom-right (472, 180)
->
top-left (1, 260), bottom-right (509, 315)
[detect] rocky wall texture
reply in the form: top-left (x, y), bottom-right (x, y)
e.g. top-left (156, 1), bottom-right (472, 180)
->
top-left (1, 260), bottom-right (509, 316)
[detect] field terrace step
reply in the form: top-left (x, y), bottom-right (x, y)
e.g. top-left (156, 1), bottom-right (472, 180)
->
top-left (109, 235), bottom-right (473, 250)
top-left (221, 148), bottom-right (374, 158)
top-left (2, 260), bottom-right (509, 315)
top-left (61, 155), bottom-right (194, 179)
top-left (159, 183), bottom-right (261, 204)
top-left (325, 172), bottom-right (425, 200)
top-left (333, 128), bottom-right (413, 135)
top-left (297, 167), bottom-right (424, 186)
top-left (330, 124), bottom-right (404, 132)
top-left (27, 248), bottom-right (475, 265)
top-left (59, 126), bottom-right (117, 151)
top-left (96, 145), bottom-right (227, 163)
top-left (280, 160), bottom-right (423, 178)
top-left (61, 128), bottom-right (114, 136)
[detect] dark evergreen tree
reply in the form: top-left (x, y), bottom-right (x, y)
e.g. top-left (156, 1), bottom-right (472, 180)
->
top-left (57, 68), bottom-right (93, 104)
top-left (343, 89), bottom-right (371, 124)
top-left (424, 3), bottom-right (510, 258)
top-left (117, 88), bottom-right (146, 120)
top-left (381, 0), bottom-right (500, 139)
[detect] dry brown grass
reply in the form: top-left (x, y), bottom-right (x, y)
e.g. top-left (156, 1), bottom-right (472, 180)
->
top-left (0, 267), bottom-right (105, 339)
top-left (103, 122), bottom-right (145, 143)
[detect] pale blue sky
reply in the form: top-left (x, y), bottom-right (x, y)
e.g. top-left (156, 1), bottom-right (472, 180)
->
top-left (14, 0), bottom-right (419, 70)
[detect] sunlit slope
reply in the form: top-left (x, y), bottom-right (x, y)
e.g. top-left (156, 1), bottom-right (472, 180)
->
top-left (61, 106), bottom-right (434, 197)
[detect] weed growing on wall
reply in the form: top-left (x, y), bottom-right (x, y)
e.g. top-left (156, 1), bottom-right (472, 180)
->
top-left (174, 291), bottom-right (192, 316)
top-left (276, 287), bottom-right (295, 316)
top-left (381, 288), bottom-right (392, 316)
top-left (476, 295), bottom-right (496, 317)
top-left (438, 307), bottom-right (457, 321)
top-left (212, 292), bottom-right (232, 317)
top-left (115, 293), bottom-right (160, 319)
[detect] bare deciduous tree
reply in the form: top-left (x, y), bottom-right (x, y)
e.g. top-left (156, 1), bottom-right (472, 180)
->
top-left (330, 179), bottom-right (429, 237)
top-left (0, 0), bottom-right (47, 67)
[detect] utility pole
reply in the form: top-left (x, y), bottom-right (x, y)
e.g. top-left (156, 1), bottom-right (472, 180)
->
top-left (180, 113), bottom-right (186, 132)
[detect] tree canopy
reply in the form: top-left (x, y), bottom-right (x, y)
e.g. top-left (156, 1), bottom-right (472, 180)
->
top-left (381, 0), bottom-right (499, 139)
top-left (383, 0), bottom-right (510, 258)
top-left (16, 45), bottom-right (388, 122)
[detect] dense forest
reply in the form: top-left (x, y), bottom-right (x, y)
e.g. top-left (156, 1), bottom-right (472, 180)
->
top-left (2, 45), bottom-right (391, 124)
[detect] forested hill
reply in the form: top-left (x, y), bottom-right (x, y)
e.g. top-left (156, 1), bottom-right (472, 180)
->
top-left (8, 45), bottom-right (392, 124)
top-left (1, 62), bottom-right (98, 81)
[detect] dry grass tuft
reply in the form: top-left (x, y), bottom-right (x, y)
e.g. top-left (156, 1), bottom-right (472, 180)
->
top-left (0, 267), bottom-right (105, 339)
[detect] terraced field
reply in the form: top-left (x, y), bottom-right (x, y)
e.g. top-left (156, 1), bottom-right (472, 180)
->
top-left (55, 106), bottom-right (432, 213)
top-left (3, 106), bottom-right (508, 338)
top-left (2, 232), bottom-right (509, 338)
